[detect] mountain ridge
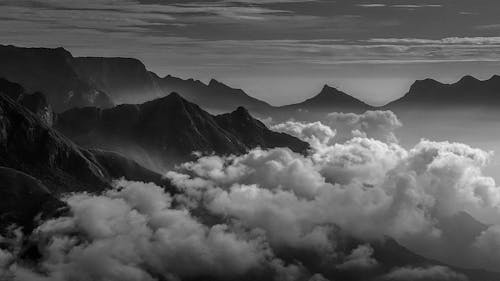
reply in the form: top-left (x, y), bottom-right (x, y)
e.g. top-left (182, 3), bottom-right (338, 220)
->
top-left (55, 92), bottom-right (310, 171)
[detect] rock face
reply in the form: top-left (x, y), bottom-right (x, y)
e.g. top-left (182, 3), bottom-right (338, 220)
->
top-left (0, 88), bottom-right (173, 231)
top-left (0, 45), bottom-right (113, 112)
top-left (0, 92), bottom-right (110, 194)
top-left (384, 75), bottom-right (500, 110)
top-left (0, 78), bottom-right (54, 126)
top-left (55, 93), bottom-right (309, 170)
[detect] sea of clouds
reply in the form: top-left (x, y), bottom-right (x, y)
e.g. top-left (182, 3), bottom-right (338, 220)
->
top-left (2, 111), bottom-right (500, 281)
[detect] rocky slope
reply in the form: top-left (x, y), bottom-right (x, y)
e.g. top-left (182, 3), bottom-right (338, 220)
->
top-left (56, 92), bottom-right (309, 171)
top-left (0, 45), bottom-right (113, 111)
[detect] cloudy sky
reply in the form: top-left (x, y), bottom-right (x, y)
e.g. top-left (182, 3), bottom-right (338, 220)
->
top-left (2, 0), bottom-right (500, 105)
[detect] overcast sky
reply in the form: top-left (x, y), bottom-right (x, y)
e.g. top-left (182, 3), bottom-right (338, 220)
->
top-left (2, 0), bottom-right (500, 105)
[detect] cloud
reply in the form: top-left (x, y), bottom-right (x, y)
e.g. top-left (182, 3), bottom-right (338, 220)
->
top-left (7, 110), bottom-right (500, 278)
top-left (166, 134), bottom-right (500, 272)
top-left (9, 180), bottom-right (278, 281)
top-left (326, 110), bottom-right (402, 143)
top-left (271, 120), bottom-right (337, 148)
top-left (382, 266), bottom-right (468, 281)
top-left (367, 37), bottom-right (500, 45)
top-left (336, 244), bottom-right (378, 270)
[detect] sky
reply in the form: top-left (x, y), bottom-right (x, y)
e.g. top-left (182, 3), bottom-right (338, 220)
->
top-left (2, 0), bottom-right (500, 105)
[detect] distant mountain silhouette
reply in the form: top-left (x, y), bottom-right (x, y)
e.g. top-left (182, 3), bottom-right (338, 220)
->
top-left (1, 44), bottom-right (278, 114)
top-left (55, 92), bottom-right (309, 171)
top-left (279, 84), bottom-right (372, 114)
top-left (0, 45), bottom-right (113, 111)
top-left (157, 76), bottom-right (273, 113)
top-left (385, 75), bottom-right (500, 110)
top-left (73, 56), bottom-right (164, 104)
top-left (265, 84), bottom-right (373, 121)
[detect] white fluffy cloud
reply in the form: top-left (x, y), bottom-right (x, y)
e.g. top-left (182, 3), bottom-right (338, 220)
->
top-left (271, 121), bottom-right (337, 148)
top-left (382, 266), bottom-right (468, 281)
top-left (5, 181), bottom-right (279, 281)
top-left (326, 110), bottom-right (402, 143)
top-left (166, 136), bottom-right (500, 272)
top-left (6, 109), bottom-right (500, 279)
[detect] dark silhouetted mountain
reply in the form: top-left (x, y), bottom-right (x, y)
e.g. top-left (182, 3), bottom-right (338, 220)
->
top-left (91, 149), bottom-right (170, 188)
top-left (55, 93), bottom-right (309, 171)
top-left (0, 90), bottom-right (170, 193)
top-left (385, 75), bottom-right (500, 110)
top-left (73, 57), bottom-right (164, 104)
top-left (0, 92), bottom-right (110, 193)
top-left (158, 76), bottom-right (273, 113)
top-left (216, 106), bottom-right (309, 153)
top-left (0, 45), bottom-right (113, 111)
top-left (265, 84), bottom-right (373, 121)
top-left (0, 78), bottom-right (54, 126)
top-left (0, 167), bottom-right (65, 232)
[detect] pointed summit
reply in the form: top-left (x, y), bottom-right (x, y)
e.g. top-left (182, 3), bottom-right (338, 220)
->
top-left (456, 75), bottom-right (480, 86)
top-left (277, 83), bottom-right (372, 114)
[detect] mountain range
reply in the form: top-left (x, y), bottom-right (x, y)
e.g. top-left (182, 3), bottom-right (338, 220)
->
top-left (55, 92), bottom-right (309, 171)
top-left (4, 44), bottom-right (500, 120)
top-left (2, 69), bottom-right (500, 280)
top-left (384, 75), bottom-right (500, 110)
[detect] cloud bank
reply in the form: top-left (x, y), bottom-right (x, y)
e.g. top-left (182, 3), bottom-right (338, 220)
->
top-left (3, 110), bottom-right (500, 280)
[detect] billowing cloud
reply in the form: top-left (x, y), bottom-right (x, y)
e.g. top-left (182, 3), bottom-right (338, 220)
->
top-left (271, 121), bottom-right (336, 148)
top-left (382, 266), bottom-right (468, 281)
top-left (336, 244), bottom-right (378, 270)
top-left (326, 110), bottom-right (402, 143)
top-left (5, 110), bottom-right (500, 279)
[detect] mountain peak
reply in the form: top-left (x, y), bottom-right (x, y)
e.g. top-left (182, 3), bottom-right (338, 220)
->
top-left (231, 106), bottom-right (252, 121)
top-left (487, 74), bottom-right (500, 82)
top-left (320, 84), bottom-right (339, 92)
top-left (456, 75), bottom-right (480, 85)
top-left (166, 91), bottom-right (183, 99)
top-left (208, 78), bottom-right (223, 87)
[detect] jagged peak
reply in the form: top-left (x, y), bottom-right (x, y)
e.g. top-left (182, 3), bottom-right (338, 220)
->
top-left (232, 106), bottom-right (251, 118)
top-left (208, 78), bottom-right (223, 87)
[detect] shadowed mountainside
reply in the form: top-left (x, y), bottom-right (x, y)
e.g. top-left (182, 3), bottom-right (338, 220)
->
top-left (55, 92), bottom-right (310, 171)
top-left (0, 45), bottom-right (113, 112)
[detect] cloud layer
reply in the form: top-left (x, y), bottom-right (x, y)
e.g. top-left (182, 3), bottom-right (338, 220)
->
top-left (4, 110), bottom-right (500, 280)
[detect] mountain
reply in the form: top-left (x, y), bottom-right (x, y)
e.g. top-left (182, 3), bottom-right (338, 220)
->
top-left (0, 45), bottom-right (113, 111)
top-left (157, 76), bottom-right (273, 113)
top-left (0, 167), bottom-right (65, 232)
top-left (266, 84), bottom-right (373, 121)
top-left (73, 57), bottom-right (164, 104)
top-left (385, 75), bottom-right (500, 110)
top-left (0, 87), bottom-right (171, 193)
top-left (0, 44), bottom-right (278, 114)
top-left (55, 92), bottom-right (309, 171)
top-left (0, 91), bottom-right (110, 194)
top-left (0, 78), bottom-right (54, 126)
top-left (0, 87), bottom-right (175, 231)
